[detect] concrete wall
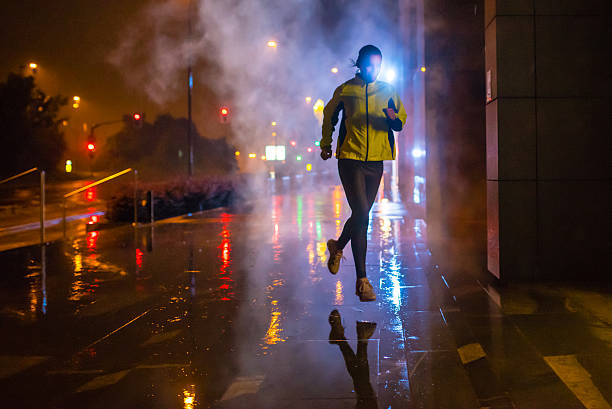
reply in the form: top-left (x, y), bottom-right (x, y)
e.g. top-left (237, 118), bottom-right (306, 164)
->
top-left (485, 0), bottom-right (612, 280)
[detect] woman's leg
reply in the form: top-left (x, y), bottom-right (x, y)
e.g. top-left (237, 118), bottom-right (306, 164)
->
top-left (337, 160), bottom-right (382, 279)
top-left (336, 160), bottom-right (363, 250)
top-left (359, 162), bottom-right (384, 262)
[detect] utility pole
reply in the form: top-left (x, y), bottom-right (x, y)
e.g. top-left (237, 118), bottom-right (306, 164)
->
top-left (187, 0), bottom-right (194, 177)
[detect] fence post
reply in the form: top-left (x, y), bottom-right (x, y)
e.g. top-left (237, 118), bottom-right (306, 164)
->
top-left (40, 170), bottom-right (45, 244)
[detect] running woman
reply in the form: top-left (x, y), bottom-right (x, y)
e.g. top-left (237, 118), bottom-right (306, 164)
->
top-left (320, 45), bottom-right (406, 302)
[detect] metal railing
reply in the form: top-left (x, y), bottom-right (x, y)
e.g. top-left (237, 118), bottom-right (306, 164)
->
top-left (0, 167), bottom-right (45, 244)
top-left (62, 168), bottom-right (137, 235)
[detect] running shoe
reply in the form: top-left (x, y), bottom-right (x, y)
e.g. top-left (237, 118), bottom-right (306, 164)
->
top-left (355, 277), bottom-right (376, 302)
top-left (327, 239), bottom-right (343, 274)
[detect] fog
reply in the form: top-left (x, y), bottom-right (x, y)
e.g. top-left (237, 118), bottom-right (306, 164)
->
top-left (109, 0), bottom-right (401, 154)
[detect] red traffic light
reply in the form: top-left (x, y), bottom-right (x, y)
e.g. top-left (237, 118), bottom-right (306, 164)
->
top-left (87, 143), bottom-right (95, 152)
top-left (220, 107), bottom-right (229, 116)
top-left (133, 113), bottom-right (142, 121)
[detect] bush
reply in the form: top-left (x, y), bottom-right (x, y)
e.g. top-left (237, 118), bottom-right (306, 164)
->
top-left (106, 175), bottom-right (245, 223)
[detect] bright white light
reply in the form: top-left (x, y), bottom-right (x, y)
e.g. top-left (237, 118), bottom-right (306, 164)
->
top-left (265, 145), bottom-right (286, 161)
top-left (384, 68), bottom-right (397, 82)
top-left (412, 148), bottom-right (426, 158)
top-left (413, 175), bottom-right (425, 204)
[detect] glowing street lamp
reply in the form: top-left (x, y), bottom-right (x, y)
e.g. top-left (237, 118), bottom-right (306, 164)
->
top-left (28, 62), bottom-right (38, 69)
top-left (331, 67), bottom-right (339, 74)
top-left (267, 40), bottom-right (278, 48)
top-left (305, 96), bottom-right (312, 104)
top-left (72, 96), bottom-right (80, 109)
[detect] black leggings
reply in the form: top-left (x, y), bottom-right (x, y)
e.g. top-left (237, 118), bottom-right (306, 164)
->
top-left (336, 159), bottom-right (383, 279)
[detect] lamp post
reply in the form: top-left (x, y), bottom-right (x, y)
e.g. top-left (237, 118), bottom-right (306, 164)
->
top-left (186, 0), bottom-right (195, 177)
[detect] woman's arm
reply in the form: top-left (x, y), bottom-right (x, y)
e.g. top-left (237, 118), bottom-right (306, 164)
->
top-left (320, 85), bottom-right (344, 149)
top-left (384, 92), bottom-right (407, 132)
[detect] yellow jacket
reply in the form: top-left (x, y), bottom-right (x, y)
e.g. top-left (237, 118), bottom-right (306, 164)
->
top-left (321, 75), bottom-right (407, 161)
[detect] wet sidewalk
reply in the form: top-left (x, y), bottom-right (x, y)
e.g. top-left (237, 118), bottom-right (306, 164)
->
top-left (0, 174), bottom-right (610, 409)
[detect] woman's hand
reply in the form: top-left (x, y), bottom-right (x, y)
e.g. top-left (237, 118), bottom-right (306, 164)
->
top-left (320, 146), bottom-right (333, 160)
top-left (383, 108), bottom-right (397, 121)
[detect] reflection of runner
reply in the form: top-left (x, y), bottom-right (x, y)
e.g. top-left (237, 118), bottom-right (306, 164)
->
top-left (320, 45), bottom-right (407, 302)
top-left (328, 309), bottom-right (378, 409)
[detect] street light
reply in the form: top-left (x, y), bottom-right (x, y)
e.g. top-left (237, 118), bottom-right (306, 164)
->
top-left (28, 62), bottom-right (38, 69)
top-left (305, 96), bottom-right (312, 104)
top-left (331, 67), bottom-right (339, 74)
top-left (72, 96), bottom-right (80, 109)
top-left (267, 40), bottom-right (278, 48)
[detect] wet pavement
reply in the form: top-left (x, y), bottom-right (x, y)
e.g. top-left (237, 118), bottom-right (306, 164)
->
top-left (0, 172), bottom-right (610, 409)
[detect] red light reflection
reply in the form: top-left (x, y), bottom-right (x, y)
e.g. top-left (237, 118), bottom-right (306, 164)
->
top-left (87, 231), bottom-right (99, 249)
top-left (218, 213), bottom-right (234, 300)
top-left (85, 187), bottom-right (96, 202)
top-left (135, 248), bottom-right (143, 269)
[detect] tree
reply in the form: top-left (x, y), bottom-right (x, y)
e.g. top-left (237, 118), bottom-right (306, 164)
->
top-left (98, 113), bottom-right (237, 177)
top-left (0, 73), bottom-right (68, 177)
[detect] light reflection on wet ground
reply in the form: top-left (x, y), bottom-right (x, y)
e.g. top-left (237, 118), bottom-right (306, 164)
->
top-left (0, 171), bottom-right (610, 409)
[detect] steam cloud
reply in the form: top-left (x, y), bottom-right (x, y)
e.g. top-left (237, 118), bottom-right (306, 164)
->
top-left (109, 0), bottom-right (400, 151)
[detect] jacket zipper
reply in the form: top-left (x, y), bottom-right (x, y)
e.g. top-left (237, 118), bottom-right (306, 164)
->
top-left (365, 82), bottom-right (369, 161)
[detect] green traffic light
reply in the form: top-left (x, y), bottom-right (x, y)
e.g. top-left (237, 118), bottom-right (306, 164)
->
top-left (314, 141), bottom-right (320, 146)
top-left (296, 155), bottom-right (302, 161)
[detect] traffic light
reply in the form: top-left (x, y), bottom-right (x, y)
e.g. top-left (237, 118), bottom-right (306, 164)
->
top-left (219, 106), bottom-right (230, 123)
top-left (87, 141), bottom-right (96, 158)
top-left (132, 112), bottom-right (144, 128)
